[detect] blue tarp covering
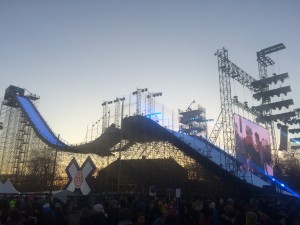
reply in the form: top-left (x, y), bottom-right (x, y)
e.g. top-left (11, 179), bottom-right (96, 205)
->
top-left (16, 96), bottom-right (67, 148)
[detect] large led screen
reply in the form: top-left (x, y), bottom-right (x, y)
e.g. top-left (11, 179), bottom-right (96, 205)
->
top-left (233, 114), bottom-right (273, 176)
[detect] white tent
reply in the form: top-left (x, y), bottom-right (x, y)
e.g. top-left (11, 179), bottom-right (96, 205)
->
top-left (0, 179), bottom-right (19, 194)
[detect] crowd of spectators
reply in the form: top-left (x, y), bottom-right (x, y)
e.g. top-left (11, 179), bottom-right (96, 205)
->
top-left (0, 193), bottom-right (300, 225)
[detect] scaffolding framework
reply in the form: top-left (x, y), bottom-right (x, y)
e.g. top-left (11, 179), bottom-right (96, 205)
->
top-left (213, 44), bottom-right (296, 179)
top-left (0, 105), bottom-right (21, 176)
top-left (147, 92), bottom-right (162, 116)
top-left (101, 100), bottom-right (112, 133)
top-left (0, 86), bottom-right (43, 184)
top-left (255, 43), bottom-right (293, 163)
top-left (215, 48), bottom-right (237, 173)
top-left (178, 102), bottom-right (209, 138)
top-left (132, 88), bottom-right (148, 115)
top-left (13, 112), bottom-right (33, 181)
top-left (114, 97), bottom-right (125, 128)
top-left (0, 86), bottom-right (215, 193)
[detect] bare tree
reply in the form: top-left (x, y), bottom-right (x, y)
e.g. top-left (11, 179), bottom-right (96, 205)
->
top-left (22, 147), bottom-right (56, 191)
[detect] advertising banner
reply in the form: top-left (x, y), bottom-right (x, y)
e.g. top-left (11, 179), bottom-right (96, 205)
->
top-left (65, 156), bottom-right (96, 195)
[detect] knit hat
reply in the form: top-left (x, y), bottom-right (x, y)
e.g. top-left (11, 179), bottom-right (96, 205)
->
top-left (93, 204), bottom-right (105, 213)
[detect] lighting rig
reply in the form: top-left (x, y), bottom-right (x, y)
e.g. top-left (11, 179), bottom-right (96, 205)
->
top-left (289, 108), bottom-right (300, 150)
top-left (232, 96), bottom-right (260, 117)
top-left (146, 92), bottom-right (162, 118)
top-left (113, 97), bottom-right (126, 128)
top-left (213, 43), bottom-right (297, 176)
top-left (252, 43), bottom-right (296, 155)
top-left (101, 100), bottom-right (113, 133)
top-left (89, 118), bottom-right (102, 141)
top-left (132, 88), bottom-right (148, 115)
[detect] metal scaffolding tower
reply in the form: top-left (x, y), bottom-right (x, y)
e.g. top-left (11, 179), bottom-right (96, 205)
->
top-left (0, 86), bottom-right (40, 182)
top-left (114, 97), bottom-right (125, 128)
top-left (13, 112), bottom-right (32, 182)
top-left (215, 48), bottom-right (236, 172)
top-left (132, 88), bottom-right (148, 115)
top-left (102, 100), bottom-right (112, 133)
top-left (214, 48), bottom-right (258, 173)
top-left (147, 92), bottom-right (162, 115)
top-left (214, 49), bottom-right (236, 150)
top-left (0, 105), bottom-right (21, 176)
top-left (213, 44), bottom-right (294, 178)
top-left (178, 101), bottom-right (210, 138)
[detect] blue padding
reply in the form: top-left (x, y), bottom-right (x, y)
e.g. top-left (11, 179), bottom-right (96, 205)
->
top-left (17, 96), bottom-right (67, 147)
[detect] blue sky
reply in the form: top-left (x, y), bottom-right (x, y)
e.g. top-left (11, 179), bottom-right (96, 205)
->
top-left (1, 1), bottom-right (299, 144)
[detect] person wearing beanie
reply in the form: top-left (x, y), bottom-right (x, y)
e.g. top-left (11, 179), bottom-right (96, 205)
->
top-left (91, 204), bottom-right (107, 225)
